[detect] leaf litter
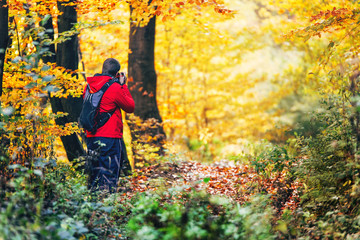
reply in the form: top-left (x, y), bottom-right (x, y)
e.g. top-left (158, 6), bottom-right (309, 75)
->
top-left (118, 160), bottom-right (301, 212)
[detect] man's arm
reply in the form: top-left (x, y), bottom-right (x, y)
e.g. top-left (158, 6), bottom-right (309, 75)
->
top-left (114, 84), bottom-right (135, 113)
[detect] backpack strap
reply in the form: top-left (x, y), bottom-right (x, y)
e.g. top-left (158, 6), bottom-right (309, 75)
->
top-left (93, 78), bottom-right (119, 130)
top-left (100, 78), bottom-right (117, 92)
top-left (84, 84), bottom-right (91, 100)
top-left (84, 77), bottom-right (117, 99)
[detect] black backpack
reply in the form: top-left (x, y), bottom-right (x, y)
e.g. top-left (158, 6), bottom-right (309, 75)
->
top-left (79, 78), bottom-right (118, 133)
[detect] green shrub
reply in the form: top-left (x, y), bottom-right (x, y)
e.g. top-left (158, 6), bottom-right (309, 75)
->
top-left (251, 145), bottom-right (295, 179)
top-left (127, 187), bottom-right (275, 240)
top-left (274, 96), bottom-right (360, 239)
top-left (296, 97), bottom-right (360, 215)
top-left (0, 162), bottom-right (130, 240)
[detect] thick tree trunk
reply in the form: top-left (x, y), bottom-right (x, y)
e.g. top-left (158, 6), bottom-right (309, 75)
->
top-left (0, 0), bottom-right (8, 97)
top-left (50, 0), bottom-right (84, 162)
top-left (128, 10), bottom-right (166, 167)
top-left (0, 0), bottom-right (8, 174)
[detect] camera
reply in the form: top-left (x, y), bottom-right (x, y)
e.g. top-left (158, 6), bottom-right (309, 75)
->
top-left (116, 72), bottom-right (127, 85)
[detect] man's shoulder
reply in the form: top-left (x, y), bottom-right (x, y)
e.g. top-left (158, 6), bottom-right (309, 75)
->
top-left (104, 81), bottom-right (123, 96)
top-left (108, 80), bottom-right (122, 89)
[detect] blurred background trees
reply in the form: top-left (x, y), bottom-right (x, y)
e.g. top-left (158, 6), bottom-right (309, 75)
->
top-left (2, 0), bottom-right (360, 239)
top-left (1, 0), bottom-right (359, 168)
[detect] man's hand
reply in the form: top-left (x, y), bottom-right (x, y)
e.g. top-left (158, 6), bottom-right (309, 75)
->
top-left (119, 72), bottom-right (127, 85)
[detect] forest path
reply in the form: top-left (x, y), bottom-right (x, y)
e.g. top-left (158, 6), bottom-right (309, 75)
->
top-left (118, 160), bottom-right (290, 205)
top-left (113, 161), bottom-right (284, 240)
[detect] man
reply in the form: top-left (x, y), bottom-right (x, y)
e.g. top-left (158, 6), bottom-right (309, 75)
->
top-left (84, 58), bottom-right (135, 193)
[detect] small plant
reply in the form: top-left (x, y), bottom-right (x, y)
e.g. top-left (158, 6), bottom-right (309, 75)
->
top-left (0, 161), bottom-right (131, 239)
top-left (248, 144), bottom-right (300, 213)
top-left (251, 145), bottom-right (295, 179)
top-left (296, 97), bottom-right (360, 215)
top-left (127, 187), bottom-right (275, 240)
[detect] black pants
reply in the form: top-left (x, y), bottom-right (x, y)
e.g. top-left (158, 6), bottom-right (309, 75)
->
top-left (120, 138), bottom-right (132, 176)
top-left (86, 137), bottom-right (122, 193)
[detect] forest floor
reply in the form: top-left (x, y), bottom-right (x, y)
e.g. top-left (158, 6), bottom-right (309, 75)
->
top-left (118, 160), bottom-right (301, 210)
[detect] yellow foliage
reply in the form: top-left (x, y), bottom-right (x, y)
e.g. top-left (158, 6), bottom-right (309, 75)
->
top-left (273, 1), bottom-right (360, 74)
top-left (5, 0), bottom-right (353, 163)
top-left (1, 3), bottom-right (84, 163)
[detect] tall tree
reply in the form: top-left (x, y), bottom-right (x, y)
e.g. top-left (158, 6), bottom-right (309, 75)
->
top-left (0, 0), bottom-right (8, 97)
top-left (49, 0), bottom-right (85, 162)
top-left (0, 0), bottom-right (9, 171)
top-left (128, 7), bottom-right (166, 166)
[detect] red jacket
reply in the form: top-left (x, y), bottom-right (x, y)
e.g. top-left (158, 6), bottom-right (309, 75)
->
top-left (84, 74), bottom-right (135, 138)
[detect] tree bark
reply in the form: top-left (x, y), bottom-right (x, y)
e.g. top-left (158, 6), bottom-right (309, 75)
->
top-left (49, 0), bottom-right (84, 162)
top-left (0, 0), bottom-right (8, 97)
top-left (128, 9), bottom-right (166, 167)
top-left (0, 0), bottom-right (8, 173)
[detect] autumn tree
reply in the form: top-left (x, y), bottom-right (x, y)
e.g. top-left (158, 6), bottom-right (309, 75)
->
top-left (265, 0), bottom-right (360, 218)
top-left (49, 0), bottom-right (85, 162)
top-left (125, 0), bottom-right (234, 166)
top-left (0, 0), bottom-right (8, 97)
top-left (0, 0), bottom-right (9, 171)
top-left (152, 2), bottom-right (296, 157)
top-left (127, 6), bottom-right (166, 165)
top-left (0, 0), bottom-right (86, 168)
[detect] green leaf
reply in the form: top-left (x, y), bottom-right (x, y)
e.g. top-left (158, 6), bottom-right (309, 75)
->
top-left (33, 169), bottom-right (43, 176)
top-left (276, 221), bottom-right (287, 233)
top-left (25, 82), bottom-right (37, 89)
top-left (100, 206), bottom-right (113, 213)
top-left (203, 177), bottom-right (210, 183)
top-left (41, 65), bottom-right (51, 71)
top-left (12, 56), bottom-right (22, 63)
top-left (94, 218), bottom-right (106, 225)
top-left (8, 164), bottom-right (22, 169)
top-left (42, 75), bottom-right (55, 82)
top-left (43, 85), bottom-right (60, 92)
top-left (2, 106), bottom-right (14, 116)
top-left (58, 230), bottom-right (73, 240)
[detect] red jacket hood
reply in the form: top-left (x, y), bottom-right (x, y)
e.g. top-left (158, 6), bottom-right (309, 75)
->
top-left (86, 75), bottom-right (112, 93)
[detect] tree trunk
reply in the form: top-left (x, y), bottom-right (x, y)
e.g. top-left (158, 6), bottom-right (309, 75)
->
top-left (49, 0), bottom-right (84, 162)
top-left (128, 9), bottom-right (166, 167)
top-left (0, 0), bottom-right (9, 173)
top-left (0, 0), bottom-right (8, 97)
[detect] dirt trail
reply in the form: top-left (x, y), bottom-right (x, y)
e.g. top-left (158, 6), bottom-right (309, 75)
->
top-left (118, 160), bottom-right (300, 210)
